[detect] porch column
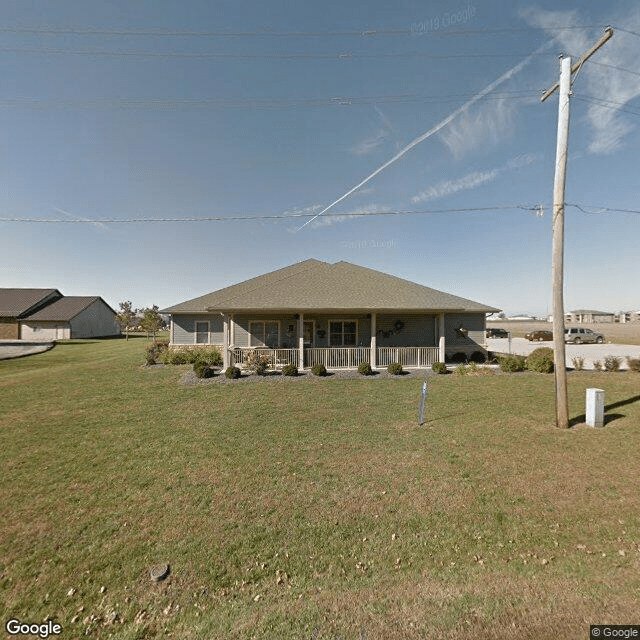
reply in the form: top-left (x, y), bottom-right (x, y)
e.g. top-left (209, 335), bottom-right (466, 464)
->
top-left (222, 314), bottom-right (229, 369)
top-left (170, 317), bottom-right (174, 345)
top-left (298, 312), bottom-right (304, 369)
top-left (438, 313), bottom-right (445, 363)
top-left (370, 312), bottom-right (377, 368)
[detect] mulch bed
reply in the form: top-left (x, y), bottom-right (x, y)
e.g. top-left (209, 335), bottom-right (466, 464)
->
top-left (179, 367), bottom-right (435, 386)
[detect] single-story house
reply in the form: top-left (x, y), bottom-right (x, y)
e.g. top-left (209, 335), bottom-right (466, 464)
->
top-left (20, 297), bottom-right (121, 340)
top-left (566, 309), bottom-right (615, 324)
top-left (0, 289), bottom-right (63, 339)
top-left (161, 259), bottom-right (500, 370)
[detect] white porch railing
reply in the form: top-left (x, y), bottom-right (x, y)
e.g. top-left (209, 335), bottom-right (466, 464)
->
top-left (231, 348), bottom-right (299, 369)
top-left (377, 346), bottom-right (439, 368)
top-left (305, 347), bottom-right (370, 369)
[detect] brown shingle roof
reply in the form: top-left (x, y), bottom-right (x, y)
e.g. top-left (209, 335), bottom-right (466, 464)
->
top-left (162, 260), bottom-right (500, 314)
top-left (25, 297), bottom-right (109, 321)
top-left (0, 288), bottom-right (62, 317)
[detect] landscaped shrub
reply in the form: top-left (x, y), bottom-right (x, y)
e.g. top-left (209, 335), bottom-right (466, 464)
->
top-left (387, 362), bottom-right (403, 375)
top-left (454, 364), bottom-right (468, 376)
top-left (627, 357), bottom-right (640, 372)
top-left (144, 342), bottom-right (159, 365)
top-left (526, 347), bottom-right (554, 373)
top-left (572, 356), bottom-right (585, 371)
top-left (499, 355), bottom-right (526, 372)
top-left (282, 363), bottom-right (298, 377)
top-left (192, 346), bottom-right (223, 366)
top-left (225, 366), bottom-right (241, 379)
top-left (161, 349), bottom-right (191, 365)
top-left (155, 339), bottom-right (170, 352)
top-left (244, 349), bottom-right (271, 375)
top-left (193, 361), bottom-right (215, 379)
top-left (358, 362), bottom-right (373, 376)
top-left (469, 351), bottom-right (486, 364)
top-left (593, 360), bottom-right (603, 371)
top-left (604, 355), bottom-right (621, 372)
top-left (449, 352), bottom-right (467, 363)
top-left (431, 362), bottom-right (447, 374)
top-left (311, 364), bottom-right (327, 376)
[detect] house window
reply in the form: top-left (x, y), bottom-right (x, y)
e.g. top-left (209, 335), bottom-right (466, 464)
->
top-left (249, 321), bottom-right (279, 348)
top-left (329, 320), bottom-right (357, 346)
top-left (195, 321), bottom-right (209, 344)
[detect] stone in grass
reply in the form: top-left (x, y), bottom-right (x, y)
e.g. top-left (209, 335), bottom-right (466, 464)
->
top-left (149, 564), bottom-right (171, 582)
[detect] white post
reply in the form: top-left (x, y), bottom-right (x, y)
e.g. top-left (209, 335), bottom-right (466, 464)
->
top-left (298, 313), bottom-right (304, 369)
top-left (170, 317), bottom-right (174, 345)
top-left (370, 312), bottom-right (377, 369)
top-left (586, 388), bottom-right (605, 427)
top-left (438, 313), bottom-right (445, 363)
top-left (222, 314), bottom-right (229, 369)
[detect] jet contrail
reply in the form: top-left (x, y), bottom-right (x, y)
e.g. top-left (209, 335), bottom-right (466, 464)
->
top-left (297, 45), bottom-right (546, 231)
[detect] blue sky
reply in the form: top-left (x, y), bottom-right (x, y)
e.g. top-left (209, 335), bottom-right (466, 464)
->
top-left (1, 0), bottom-right (639, 316)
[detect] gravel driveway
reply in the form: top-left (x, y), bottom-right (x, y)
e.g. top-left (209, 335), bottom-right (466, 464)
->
top-left (487, 337), bottom-right (640, 370)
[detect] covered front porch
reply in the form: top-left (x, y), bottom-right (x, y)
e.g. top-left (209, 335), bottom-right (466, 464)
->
top-left (230, 345), bottom-right (441, 370)
top-left (220, 311), bottom-right (448, 370)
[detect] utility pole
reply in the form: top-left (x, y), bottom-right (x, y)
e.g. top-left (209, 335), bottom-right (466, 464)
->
top-left (541, 27), bottom-right (613, 429)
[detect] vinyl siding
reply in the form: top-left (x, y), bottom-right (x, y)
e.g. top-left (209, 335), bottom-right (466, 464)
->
top-left (173, 314), bottom-right (224, 345)
top-left (444, 313), bottom-right (486, 353)
top-left (376, 314), bottom-right (435, 347)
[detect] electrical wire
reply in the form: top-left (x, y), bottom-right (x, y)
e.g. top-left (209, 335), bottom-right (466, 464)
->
top-left (0, 46), bottom-right (558, 60)
top-left (0, 24), bottom-right (606, 38)
top-left (0, 90), bottom-right (540, 110)
top-left (0, 205), bottom-right (544, 224)
top-left (4, 204), bottom-right (639, 225)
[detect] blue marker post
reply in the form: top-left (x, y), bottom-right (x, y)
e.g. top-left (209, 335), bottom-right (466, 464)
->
top-left (418, 380), bottom-right (427, 426)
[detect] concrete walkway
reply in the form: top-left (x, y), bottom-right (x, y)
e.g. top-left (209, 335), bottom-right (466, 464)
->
top-left (0, 340), bottom-right (55, 360)
top-left (487, 337), bottom-right (640, 370)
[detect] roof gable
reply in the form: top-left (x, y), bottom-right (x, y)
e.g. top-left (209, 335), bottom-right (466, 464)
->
top-left (0, 289), bottom-right (62, 317)
top-left (24, 297), bottom-right (111, 321)
top-left (162, 260), bottom-right (500, 314)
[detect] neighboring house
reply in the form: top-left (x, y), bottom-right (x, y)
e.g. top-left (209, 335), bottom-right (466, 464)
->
top-left (162, 259), bottom-right (500, 370)
top-left (566, 309), bottom-right (615, 324)
top-left (0, 289), bottom-right (63, 339)
top-left (20, 297), bottom-right (121, 340)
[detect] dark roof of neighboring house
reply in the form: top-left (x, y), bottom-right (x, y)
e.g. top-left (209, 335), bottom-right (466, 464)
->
top-left (570, 309), bottom-right (614, 315)
top-left (162, 259), bottom-right (501, 314)
top-left (0, 288), bottom-right (62, 317)
top-left (25, 296), bottom-right (114, 321)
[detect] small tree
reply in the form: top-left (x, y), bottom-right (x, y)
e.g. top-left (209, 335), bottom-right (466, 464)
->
top-left (116, 301), bottom-right (137, 340)
top-left (139, 305), bottom-right (164, 340)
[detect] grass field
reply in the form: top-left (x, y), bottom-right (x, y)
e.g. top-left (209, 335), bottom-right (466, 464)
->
top-left (1, 338), bottom-right (639, 639)
top-left (488, 321), bottom-right (640, 345)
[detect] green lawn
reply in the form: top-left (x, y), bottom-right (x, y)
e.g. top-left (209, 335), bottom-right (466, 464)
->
top-left (1, 338), bottom-right (639, 639)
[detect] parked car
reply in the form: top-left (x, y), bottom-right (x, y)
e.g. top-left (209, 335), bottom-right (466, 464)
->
top-left (564, 327), bottom-right (605, 344)
top-left (525, 330), bottom-right (553, 342)
top-left (486, 328), bottom-right (509, 338)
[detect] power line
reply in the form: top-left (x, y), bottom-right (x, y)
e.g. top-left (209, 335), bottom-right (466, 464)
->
top-left (0, 24), bottom-right (606, 38)
top-left (0, 45), bottom-right (557, 60)
top-left (573, 95), bottom-right (640, 118)
top-left (588, 60), bottom-right (640, 78)
top-left (0, 90), bottom-right (540, 110)
top-left (0, 205), bottom-right (543, 224)
top-left (2, 203), bottom-right (637, 225)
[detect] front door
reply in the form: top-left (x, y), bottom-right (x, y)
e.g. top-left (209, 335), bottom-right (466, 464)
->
top-left (303, 321), bottom-right (314, 347)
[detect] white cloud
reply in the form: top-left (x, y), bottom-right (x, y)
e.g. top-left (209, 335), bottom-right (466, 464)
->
top-left (350, 129), bottom-right (389, 156)
top-left (306, 203), bottom-right (388, 229)
top-left (521, 5), bottom-right (640, 154)
top-left (438, 97), bottom-right (516, 159)
top-left (411, 154), bottom-right (537, 204)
